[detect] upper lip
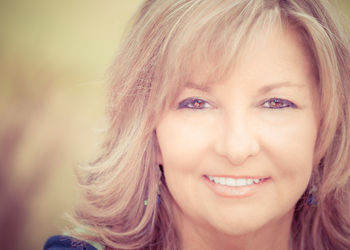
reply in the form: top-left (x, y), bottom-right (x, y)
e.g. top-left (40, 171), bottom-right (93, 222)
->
top-left (204, 174), bottom-right (270, 179)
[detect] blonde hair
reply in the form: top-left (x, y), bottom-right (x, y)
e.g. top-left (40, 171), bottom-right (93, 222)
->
top-left (72, 0), bottom-right (350, 249)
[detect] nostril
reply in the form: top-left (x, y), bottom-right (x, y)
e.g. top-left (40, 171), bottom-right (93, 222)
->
top-left (214, 133), bottom-right (260, 166)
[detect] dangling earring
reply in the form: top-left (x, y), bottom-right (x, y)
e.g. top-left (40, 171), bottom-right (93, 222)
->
top-left (307, 184), bottom-right (317, 206)
top-left (144, 192), bottom-right (160, 206)
top-left (144, 164), bottom-right (162, 206)
top-left (156, 184), bottom-right (161, 205)
top-left (144, 184), bottom-right (161, 206)
top-left (307, 159), bottom-right (323, 206)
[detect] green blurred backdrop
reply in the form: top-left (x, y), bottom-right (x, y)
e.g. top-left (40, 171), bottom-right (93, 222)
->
top-left (0, 1), bottom-right (349, 250)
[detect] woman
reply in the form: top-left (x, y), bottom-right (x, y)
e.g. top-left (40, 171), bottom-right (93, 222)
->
top-left (45, 0), bottom-right (350, 249)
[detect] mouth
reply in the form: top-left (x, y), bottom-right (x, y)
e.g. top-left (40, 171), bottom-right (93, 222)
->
top-left (205, 175), bottom-right (269, 187)
top-left (204, 175), bottom-right (270, 198)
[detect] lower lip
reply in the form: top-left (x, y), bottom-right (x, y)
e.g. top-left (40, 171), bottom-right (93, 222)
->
top-left (203, 176), bottom-right (270, 198)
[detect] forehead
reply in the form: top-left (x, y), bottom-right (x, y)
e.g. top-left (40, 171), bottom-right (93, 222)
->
top-left (156, 5), bottom-right (317, 105)
top-left (179, 24), bottom-right (315, 91)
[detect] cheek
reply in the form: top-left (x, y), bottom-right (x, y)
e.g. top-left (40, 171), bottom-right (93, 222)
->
top-left (156, 116), bottom-right (210, 202)
top-left (259, 111), bottom-right (318, 162)
top-left (156, 113), bottom-right (214, 167)
top-left (261, 114), bottom-right (317, 189)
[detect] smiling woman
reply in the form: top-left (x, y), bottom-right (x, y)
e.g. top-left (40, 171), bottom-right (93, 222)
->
top-left (44, 0), bottom-right (350, 250)
top-left (156, 25), bottom-right (319, 249)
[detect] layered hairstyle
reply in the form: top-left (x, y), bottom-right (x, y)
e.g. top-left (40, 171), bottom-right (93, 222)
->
top-left (71, 0), bottom-right (350, 249)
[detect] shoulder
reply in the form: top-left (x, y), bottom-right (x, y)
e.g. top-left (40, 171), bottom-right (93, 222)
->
top-left (44, 235), bottom-right (99, 250)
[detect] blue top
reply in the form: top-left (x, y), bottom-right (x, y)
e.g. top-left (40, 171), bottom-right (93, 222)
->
top-left (44, 235), bottom-right (98, 250)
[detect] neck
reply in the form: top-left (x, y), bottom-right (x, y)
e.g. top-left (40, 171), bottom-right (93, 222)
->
top-left (176, 209), bottom-right (294, 250)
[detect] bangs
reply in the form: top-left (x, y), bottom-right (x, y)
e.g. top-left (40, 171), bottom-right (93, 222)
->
top-left (154, 0), bottom-right (282, 106)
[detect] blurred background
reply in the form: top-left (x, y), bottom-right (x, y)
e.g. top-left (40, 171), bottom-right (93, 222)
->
top-left (0, 1), bottom-right (141, 249)
top-left (0, 1), bottom-right (349, 250)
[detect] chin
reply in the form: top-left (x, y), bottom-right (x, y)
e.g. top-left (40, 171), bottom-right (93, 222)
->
top-left (207, 208), bottom-right (293, 237)
top-left (214, 219), bottom-right (266, 236)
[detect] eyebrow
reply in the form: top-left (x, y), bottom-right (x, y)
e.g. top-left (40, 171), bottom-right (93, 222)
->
top-left (184, 81), bottom-right (307, 94)
top-left (184, 82), bottom-right (210, 92)
top-left (258, 81), bottom-right (307, 94)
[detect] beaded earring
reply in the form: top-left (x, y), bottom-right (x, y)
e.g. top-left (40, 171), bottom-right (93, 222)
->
top-left (307, 184), bottom-right (317, 206)
top-left (144, 186), bottom-right (161, 206)
top-left (144, 164), bottom-right (162, 206)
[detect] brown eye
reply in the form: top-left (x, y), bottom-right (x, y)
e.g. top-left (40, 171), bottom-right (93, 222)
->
top-left (262, 98), bottom-right (296, 109)
top-left (178, 98), bottom-right (210, 109)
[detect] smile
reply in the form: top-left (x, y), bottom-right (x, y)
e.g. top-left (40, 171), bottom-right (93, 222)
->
top-left (207, 176), bottom-right (265, 187)
top-left (204, 175), bottom-right (270, 198)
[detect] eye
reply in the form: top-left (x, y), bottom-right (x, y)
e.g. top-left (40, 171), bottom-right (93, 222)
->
top-left (262, 98), bottom-right (296, 109)
top-left (178, 97), bottom-right (211, 109)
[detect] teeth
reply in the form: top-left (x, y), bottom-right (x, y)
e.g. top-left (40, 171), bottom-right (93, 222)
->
top-left (226, 178), bottom-right (236, 186)
top-left (213, 177), bottom-right (219, 184)
top-left (219, 177), bottom-right (226, 185)
top-left (253, 178), bottom-right (260, 184)
top-left (207, 176), bottom-right (264, 187)
top-left (236, 179), bottom-right (246, 186)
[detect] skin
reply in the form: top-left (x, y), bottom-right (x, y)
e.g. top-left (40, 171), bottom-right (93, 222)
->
top-left (156, 24), bottom-right (319, 250)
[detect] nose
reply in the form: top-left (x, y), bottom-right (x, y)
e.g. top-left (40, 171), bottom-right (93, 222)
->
top-left (214, 113), bottom-right (260, 166)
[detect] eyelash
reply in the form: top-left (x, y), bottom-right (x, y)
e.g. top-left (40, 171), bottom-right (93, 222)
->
top-left (178, 97), bottom-right (211, 109)
top-left (262, 98), bottom-right (297, 109)
top-left (178, 97), bottom-right (296, 109)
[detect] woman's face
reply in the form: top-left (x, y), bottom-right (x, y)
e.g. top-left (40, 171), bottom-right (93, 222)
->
top-left (156, 25), bottom-right (319, 239)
